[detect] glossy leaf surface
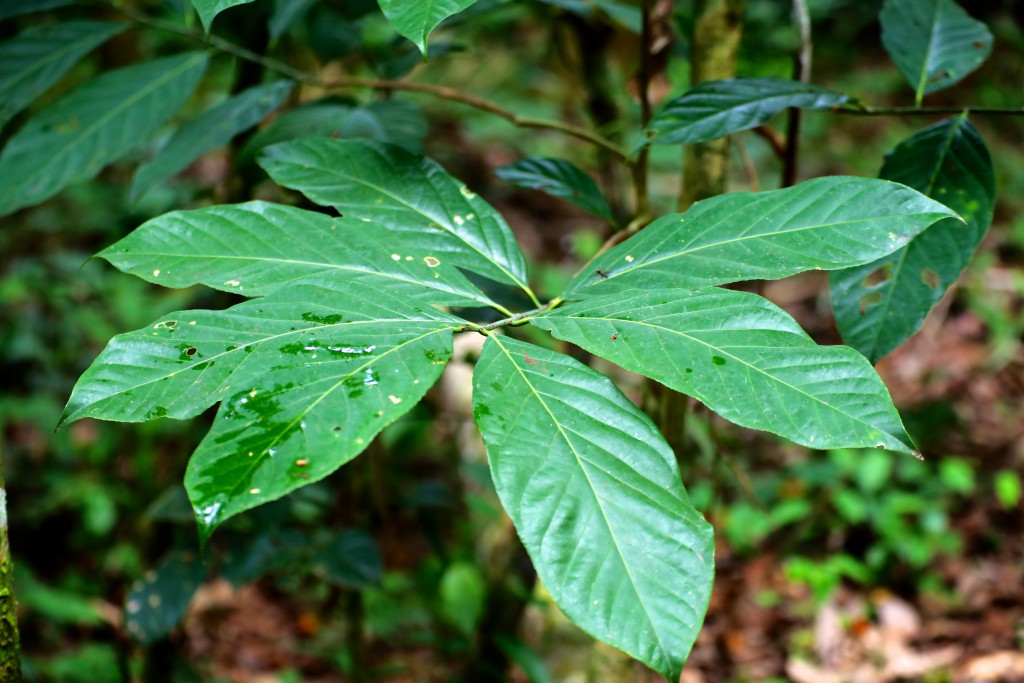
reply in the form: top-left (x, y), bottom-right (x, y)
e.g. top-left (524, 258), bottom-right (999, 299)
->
top-left (131, 80), bottom-right (293, 200)
top-left (377, 0), bottom-right (478, 54)
top-left (535, 289), bottom-right (918, 456)
top-left (0, 52), bottom-right (207, 217)
top-left (473, 335), bottom-right (714, 680)
top-left (565, 177), bottom-right (959, 297)
top-left (63, 279), bottom-right (459, 536)
top-left (880, 0), bottom-right (992, 103)
top-left (495, 157), bottom-right (614, 222)
top-left (0, 20), bottom-right (126, 130)
top-left (99, 201), bottom-right (497, 307)
top-left (640, 78), bottom-right (847, 148)
top-left (192, 0), bottom-right (256, 32)
top-left (259, 138), bottom-right (532, 297)
top-left (830, 115), bottom-right (995, 362)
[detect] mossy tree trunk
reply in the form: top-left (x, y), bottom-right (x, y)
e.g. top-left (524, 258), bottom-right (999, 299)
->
top-left (679, 0), bottom-right (746, 210)
top-left (0, 452), bottom-right (21, 682)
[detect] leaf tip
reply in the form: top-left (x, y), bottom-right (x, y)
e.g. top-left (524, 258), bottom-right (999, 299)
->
top-left (193, 499), bottom-right (225, 549)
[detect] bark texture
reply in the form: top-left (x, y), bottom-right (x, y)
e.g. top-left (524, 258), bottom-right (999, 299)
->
top-left (679, 0), bottom-right (746, 209)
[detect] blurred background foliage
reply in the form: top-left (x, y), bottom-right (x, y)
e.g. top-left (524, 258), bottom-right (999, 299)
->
top-left (1, 0), bottom-right (1022, 681)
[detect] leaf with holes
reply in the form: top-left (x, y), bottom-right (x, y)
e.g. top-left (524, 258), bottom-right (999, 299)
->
top-left (131, 80), bottom-right (293, 201)
top-left (377, 0), bottom-right (478, 54)
top-left (535, 289), bottom-right (919, 456)
top-left (564, 177), bottom-right (959, 297)
top-left (98, 201), bottom-right (496, 308)
top-left (0, 52), bottom-right (207, 217)
top-left (124, 551), bottom-right (206, 644)
top-left (61, 279), bottom-right (461, 539)
top-left (0, 20), bottom-right (126, 131)
top-left (639, 78), bottom-right (847, 149)
top-left (259, 138), bottom-right (534, 303)
top-left (830, 115), bottom-right (995, 362)
top-left (880, 0), bottom-right (992, 104)
top-left (473, 335), bottom-right (714, 680)
top-left (495, 156), bottom-right (614, 222)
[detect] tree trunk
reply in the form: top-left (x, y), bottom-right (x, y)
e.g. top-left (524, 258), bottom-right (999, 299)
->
top-left (679, 0), bottom-right (746, 209)
top-left (0, 452), bottom-right (21, 682)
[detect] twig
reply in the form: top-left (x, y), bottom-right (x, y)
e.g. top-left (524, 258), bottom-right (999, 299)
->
top-left (752, 124), bottom-right (787, 159)
top-left (320, 76), bottom-right (628, 159)
top-left (839, 103), bottom-right (1024, 116)
top-left (105, 4), bottom-right (628, 160)
top-left (735, 133), bottom-right (760, 192)
top-left (782, 0), bottom-right (811, 187)
top-left (630, 0), bottom-right (655, 219)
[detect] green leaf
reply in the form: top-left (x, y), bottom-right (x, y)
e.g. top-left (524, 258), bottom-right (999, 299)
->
top-left (0, 0), bottom-right (73, 20)
top-left (124, 551), bottom-right (205, 643)
top-left (377, 0), bottom-right (479, 54)
top-left (259, 138), bottom-right (533, 300)
top-left (62, 279), bottom-right (459, 537)
top-left (830, 115), bottom-right (995, 362)
top-left (315, 529), bottom-right (383, 588)
top-left (239, 100), bottom-right (354, 162)
top-left (564, 177), bottom-right (960, 297)
top-left (534, 289), bottom-right (919, 456)
top-left (339, 99), bottom-right (429, 154)
top-left (191, 0), bottom-right (256, 33)
top-left (495, 157), bottom-right (614, 222)
top-left (0, 52), bottom-right (208, 218)
top-left (880, 0), bottom-right (992, 104)
top-left (640, 78), bottom-right (847, 149)
top-left (239, 99), bottom-right (428, 163)
top-left (131, 81), bottom-right (293, 201)
top-left (536, 0), bottom-right (641, 32)
top-left (99, 201), bottom-right (497, 307)
top-left (439, 561), bottom-right (486, 636)
top-left (0, 21), bottom-right (126, 131)
top-left (269, 0), bottom-right (319, 40)
top-left (473, 335), bottom-right (714, 680)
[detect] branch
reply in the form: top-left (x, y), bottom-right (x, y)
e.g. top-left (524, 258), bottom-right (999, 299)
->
top-left (629, 0), bottom-right (654, 219)
top-left (752, 124), bottom-right (787, 159)
top-left (782, 0), bottom-right (812, 187)
top-left (839, 103), bottom-right (1024, 116)
top-left (107, 4), bottom-right (628, 160)
top-left (454, 303), bottom-right (559, 334)
top-left (319, 76), bottom-right (629, 159)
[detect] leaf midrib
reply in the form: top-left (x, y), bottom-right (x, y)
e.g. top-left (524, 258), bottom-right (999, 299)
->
top-left (586, 210), bottom-right (940, 290)
top-left (0, 24), bottom-right (117, 97)
top-left (863, 115), bottom-right (964, 359)
top-left (664, 85), bottom-right (836, 122)
top-left (8, 52), bottom-right (206, 198)
top-left (103, 250), bottom-right (492, 305)
top-left (68, 317), bottom-right (455, 421)
top-left (222, 326), bottom-right (450, 501)
top-left (547, 312), bottom-right (911, 451)
top-left (915, 0), bottom-right (943, 103)
top-left (489, 335), bottom-right (671, 668)
top-left (271, 153), bottom-right (529, 292)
